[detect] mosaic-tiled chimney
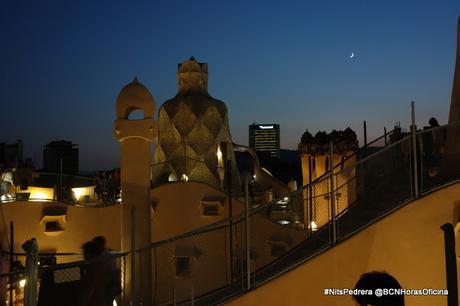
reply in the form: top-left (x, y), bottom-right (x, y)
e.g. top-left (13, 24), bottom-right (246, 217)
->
top-left (152, 57), bottom-right (240, 190)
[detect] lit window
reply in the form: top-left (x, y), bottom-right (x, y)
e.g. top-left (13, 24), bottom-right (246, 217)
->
top-left (201, 196), bottom-right (224, 216)
top-left (40, 214), bottom-right (66, 236)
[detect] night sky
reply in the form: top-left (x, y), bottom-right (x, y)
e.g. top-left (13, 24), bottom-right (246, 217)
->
top-left (1, 0), bottom-right (459, 171)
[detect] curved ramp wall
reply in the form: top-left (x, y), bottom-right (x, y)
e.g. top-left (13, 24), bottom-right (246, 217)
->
top-left (226, 182), bottom-right (460, 306)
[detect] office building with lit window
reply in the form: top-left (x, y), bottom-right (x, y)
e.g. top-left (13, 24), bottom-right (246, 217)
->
top-left (249, 123), bottom-right (280, 158)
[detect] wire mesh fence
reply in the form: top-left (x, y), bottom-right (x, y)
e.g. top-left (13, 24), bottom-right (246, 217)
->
top-left (36, 252), bottom-right (126, 306)
top-left (336, 135), bottom-right (413, 240)
top-left (419, 122), bottom-right (460, 193)
top-left (0, 270), bottom-right (26, 306)
top-left (139, 222), bottom-right (237, 305)
top-left (13, 253), bottom-right (84, 267)
top-left (3, 252), bottom-right (126, 306)
top-left (133, 121), bottom-right (460, 305)
top-left (5, 122), bottom-right (460, 306)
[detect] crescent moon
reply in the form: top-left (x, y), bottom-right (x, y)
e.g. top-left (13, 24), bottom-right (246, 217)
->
top-left (350, 53), bottom-right (355, 59)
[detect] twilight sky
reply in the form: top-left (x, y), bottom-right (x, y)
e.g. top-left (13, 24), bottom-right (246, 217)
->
top-left (1, 0), bottom-right (459, 171)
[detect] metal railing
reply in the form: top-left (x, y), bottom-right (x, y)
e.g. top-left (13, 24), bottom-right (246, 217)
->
top-left (7, 249), bottom-right (127, 306)
top-left (134, 121), bottom-right (460, 305)
top-left (0, 270), bottom-right (25, 306)
top-left (8, 122), bottom-right (460, 306)
top-left (149, 128), bottom-right (397, 199)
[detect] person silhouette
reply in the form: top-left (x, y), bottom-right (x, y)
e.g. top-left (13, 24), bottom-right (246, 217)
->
top-left (80, 241), bottom-right (112, 306)
top-left (353, 271), bottom-right (405, 306)
top-left (428, 117), bottom-right (440, 128)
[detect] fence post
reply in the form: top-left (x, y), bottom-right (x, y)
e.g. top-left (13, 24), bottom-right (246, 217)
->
top-left (59, 158), bottom-right (63, 202)
top-left (440, 223), bottom-right (458, 306)
top-left (363, 121), bottom-right (368, 155)
top-left (122, 255), bottom-right (126, 304)
top-left (329, 141), bottom-right (337, 244)
top-left (131, 206), bottom-right (136, 306)
top-left (308, 156), bottom-right (313, 236)
top-left (22, 238), bottom-right (38, 306)
top-left (191, 287), bottom-right (195, 306)
top-left (384, 127), bottom-right (388, 146)
top-left (244, 174), bottom-right (251, 290)
top-left (9, 222), bottom-right (13, 306)
top-left (411, 101), bottom-right (419, 197)
top-left (226, 160), bottom-right (234, 284)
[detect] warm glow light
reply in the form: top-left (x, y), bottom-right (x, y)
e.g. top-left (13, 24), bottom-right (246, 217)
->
top-left (168, 173), bottom-right (177, 182)
top-left (28, 187), bottom-right (54, 202)
top-left (216, 144), bottom-right (224, 171)
top-left (72, 188), bottom-right (84, 201)
top-left (276, 197), bottom-right (289, 205)
top-left (278, 220), bottom-right (291, 225)
top-left (181, 174), bottom-right (189, 182)
top-left (71, 186), bottom-right (95, 202)
top-left (19, 279), bottom-right (26, 288)
top-left (309, 221), bottom-right (318, 231)
top-left (113, 300), bottom-right (118, 306)
top-left (30, 192), bottom-right (49, 201)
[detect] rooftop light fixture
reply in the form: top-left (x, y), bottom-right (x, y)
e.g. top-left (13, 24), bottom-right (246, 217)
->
top-left (309, 221), bottom-right (318, 231)
top-left (278, 220), bottom-right (291, 225)
top-left (30, 192), bottom-right (49, 202)
top-left (216, 146), bottom-right (223, 159)
top-left (276, 197), bottom-right (289, 205)
top-left (168, 173), bottom-right (177, 182)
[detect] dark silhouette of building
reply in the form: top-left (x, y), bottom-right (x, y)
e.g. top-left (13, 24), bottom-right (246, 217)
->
top-left (43, 141), bottom-right (79, 174)
top-left (0, 140), bottom-right (23, 167)
top-left (249, 123), bottom-right (280, 158)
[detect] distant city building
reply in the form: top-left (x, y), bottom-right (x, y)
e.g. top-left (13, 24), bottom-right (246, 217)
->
top-left (0, 140), bottom-right (23, 167)
top-left (249, 123), bottom-right (280, 158)
top-left (43, 140), bottom-right (79, 174)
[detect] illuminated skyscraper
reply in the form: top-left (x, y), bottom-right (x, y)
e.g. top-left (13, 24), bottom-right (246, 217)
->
top-left (249, 123), bottom-right (280, 158)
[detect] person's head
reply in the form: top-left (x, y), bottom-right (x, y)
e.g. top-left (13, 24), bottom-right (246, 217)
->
top-left (82, 241), bottom-right (98, 260)
top-left (353, 271), bottom-right (404, 306)
top-left (92, 236), bottom-right (107, 254)
top-left (429, 117), bottom-right (439, 127)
